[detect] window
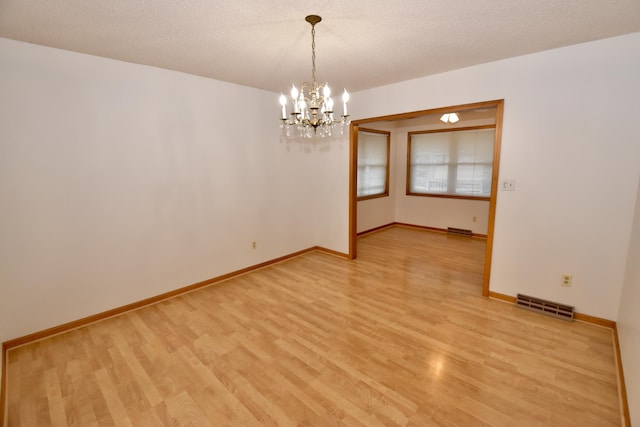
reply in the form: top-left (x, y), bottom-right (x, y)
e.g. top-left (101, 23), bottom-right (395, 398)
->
top-left (357, 129), bottom-right (390, 200)
top-left (407, 126), bottom-right (495, 199)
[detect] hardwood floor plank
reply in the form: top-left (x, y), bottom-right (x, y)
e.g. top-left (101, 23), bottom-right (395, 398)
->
top-left (6, 227), bottom-right (621, 426)
top-left (43, 368), bottom-right (68, 426)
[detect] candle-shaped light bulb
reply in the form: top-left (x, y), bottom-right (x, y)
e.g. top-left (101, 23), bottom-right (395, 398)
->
top-left (327, 97), bottom-right (334, 112)
top-left (342, 89), bottom-right (350, 116)
top-left (299, 99), bottom-right (306, 119)
top-left (291, 85), bottom-right (300, 113)
top-left (323, 85), bottom-right (331, 99)
top-left (279, 94), bottom-right (287, 119)
top-left (298, 92), bottom-right (305, 116)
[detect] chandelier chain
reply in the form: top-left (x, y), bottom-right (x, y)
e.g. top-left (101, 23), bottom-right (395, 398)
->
top-left (311, 24), bottom-right (316, 84)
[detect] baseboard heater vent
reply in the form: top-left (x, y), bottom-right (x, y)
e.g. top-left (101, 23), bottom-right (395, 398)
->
top-left (447, 227), bottom-right (473, 237)
top-left (516, 294), bottom-right (574, 321)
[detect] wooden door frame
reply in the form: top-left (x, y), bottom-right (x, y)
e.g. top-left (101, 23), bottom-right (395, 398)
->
top-left (348, 99), bottom-right (504, 297)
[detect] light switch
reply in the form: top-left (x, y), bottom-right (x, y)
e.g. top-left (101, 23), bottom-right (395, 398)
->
top-left (501, 179), bottom-right (515, 191)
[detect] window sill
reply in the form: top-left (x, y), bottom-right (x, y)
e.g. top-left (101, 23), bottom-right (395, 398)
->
top-left (406, 192), bottom-right (490, 201)
top-left (357, 192), bottom-right (390, 202)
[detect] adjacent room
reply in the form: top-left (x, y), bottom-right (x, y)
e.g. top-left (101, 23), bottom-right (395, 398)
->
top-left (1, 1), bottom-right (639, 425)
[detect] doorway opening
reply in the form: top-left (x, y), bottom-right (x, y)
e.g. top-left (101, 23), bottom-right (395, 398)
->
top-left (348, 100), bottom-right (504, 296)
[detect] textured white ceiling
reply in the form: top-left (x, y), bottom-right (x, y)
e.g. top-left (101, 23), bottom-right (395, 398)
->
top-left (1, 0), bottom-right (639, 94)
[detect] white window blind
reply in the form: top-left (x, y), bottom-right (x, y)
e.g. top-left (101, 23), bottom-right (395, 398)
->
top-left (357, 130), bottom-right (389, 198)
top-left (409, 128), bottom-right (494, 197)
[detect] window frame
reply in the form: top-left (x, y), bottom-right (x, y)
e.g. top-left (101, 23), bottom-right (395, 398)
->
top-left (357, 128), bottom-right (391, 201)
top-left (406, 124), bottom-right (495, 201)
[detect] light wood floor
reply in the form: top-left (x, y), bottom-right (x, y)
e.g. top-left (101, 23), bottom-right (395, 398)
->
top-left (6, 226), bottom-right (621, 426)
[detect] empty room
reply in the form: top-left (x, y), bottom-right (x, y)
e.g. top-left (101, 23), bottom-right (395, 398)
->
top-left (1, 1), bottom-right (640, 426)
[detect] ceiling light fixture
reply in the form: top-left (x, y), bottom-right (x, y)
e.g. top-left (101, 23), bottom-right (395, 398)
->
top-left (279, 15), bottom-right (350, 138)
top-left (440, 113), bottom-right (460, 124)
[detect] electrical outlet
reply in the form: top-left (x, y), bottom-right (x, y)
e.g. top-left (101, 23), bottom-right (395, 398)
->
top-left (561, 274), bottom-right (572, 287)
top-left (252, 241), bottom-right (256, 250)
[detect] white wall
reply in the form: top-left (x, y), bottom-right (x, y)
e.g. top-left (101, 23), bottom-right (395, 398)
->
top-left (617, 177), bottom-right (640, 425)
top-left (350, 33), bottom-right (640, 319)
top-left (0, 38), bottom-right (323, 369)
top-left (357, 196), bottom-right (396, 233)
top-left (310, 134), bottom-right (351, 252)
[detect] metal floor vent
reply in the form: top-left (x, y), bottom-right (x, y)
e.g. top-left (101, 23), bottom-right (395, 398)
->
top-left (447, 227), bottom-right (473, 237)
top-left (516, 294), bottom-right (574, 321)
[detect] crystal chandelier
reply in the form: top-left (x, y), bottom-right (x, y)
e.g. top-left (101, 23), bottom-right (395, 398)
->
top-left (279, 15), bottom-right (350, 138)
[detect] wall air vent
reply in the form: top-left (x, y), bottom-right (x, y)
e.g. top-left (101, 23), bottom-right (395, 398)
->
top-left (516, 294), bottom-right (574, 321)
top-left (447, 227), bottom-right (473, 237)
